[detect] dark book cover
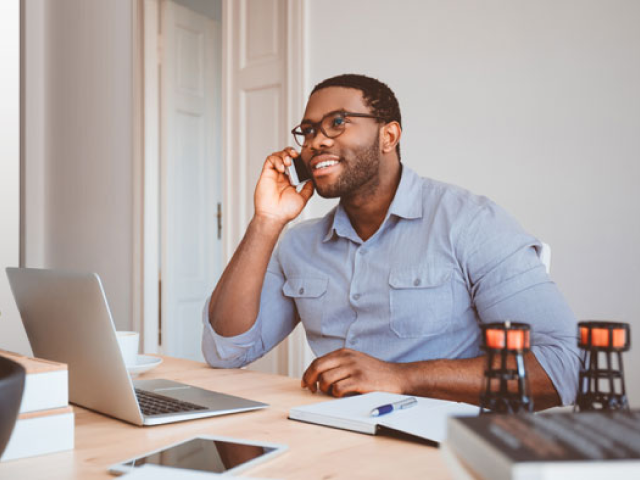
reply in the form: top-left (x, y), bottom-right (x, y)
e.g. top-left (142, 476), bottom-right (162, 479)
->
top-left (451, 410), bottom-right (640, 463)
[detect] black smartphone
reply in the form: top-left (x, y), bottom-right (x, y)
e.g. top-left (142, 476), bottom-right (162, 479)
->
top-left (286, 156), bottom-right (311, 186)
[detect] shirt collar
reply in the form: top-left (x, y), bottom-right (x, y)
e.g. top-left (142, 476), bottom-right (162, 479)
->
top-left (322, 165), bottom-right (424, 243)
top-left (322, 203), bottom-right (358, 243)
top-left (387, 165), bottom-right (423, 220)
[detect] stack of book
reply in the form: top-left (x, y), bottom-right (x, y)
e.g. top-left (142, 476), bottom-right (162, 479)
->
top-left (442, 409), bottom-right (640, 479)
top-left (0, 350), bottom-right (74, 461)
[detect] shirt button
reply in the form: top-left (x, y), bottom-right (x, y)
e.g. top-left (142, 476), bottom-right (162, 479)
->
top-left (414, 278), bottom-right (421, 286)
top-left (299, 287), bottom-right (305, 295)
top-left (352, 293), bottom-right (361, 301)
top-left (359, 249), bottom-right (367, 255)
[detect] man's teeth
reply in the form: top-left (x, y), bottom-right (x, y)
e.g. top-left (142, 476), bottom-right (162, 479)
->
top-left (314, 160), bottom-right (338, 170)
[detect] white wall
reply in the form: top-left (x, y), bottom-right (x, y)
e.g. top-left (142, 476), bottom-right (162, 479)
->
top-left (22, 0), bottom-right (46, 270)
top-left (0, 0), bottom-right (30, 355)
top-left (22, 0), bottom-right (134, 331)
top-left (305, 0), bottom-right (640, 406)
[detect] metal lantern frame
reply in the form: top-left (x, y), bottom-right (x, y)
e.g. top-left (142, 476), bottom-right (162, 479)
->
top-left (480, 321), bottom-right (534, 414)
top-left (575, 320), bottom-right (631, 412)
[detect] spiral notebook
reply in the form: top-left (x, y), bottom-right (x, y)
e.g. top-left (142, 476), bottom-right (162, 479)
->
top-left (288, 392), bottom-right (478, 445)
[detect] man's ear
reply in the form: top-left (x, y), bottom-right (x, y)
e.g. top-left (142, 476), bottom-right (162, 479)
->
top-left (381, 121), bottom-right (401, 154)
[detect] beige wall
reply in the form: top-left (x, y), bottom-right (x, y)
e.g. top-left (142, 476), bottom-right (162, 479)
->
top-left (305, 0), bottom-right (640, 406)
top-left (22, 0), bottom-right (134, 331)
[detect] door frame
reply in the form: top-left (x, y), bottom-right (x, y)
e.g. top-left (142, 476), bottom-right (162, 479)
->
top-left (132, 0), bottom-right (161, 353)
top-left (132, 0), bottom-right (310, 373)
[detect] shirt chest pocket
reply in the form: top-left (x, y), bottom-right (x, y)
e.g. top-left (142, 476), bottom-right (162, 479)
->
top-left (388, 266), bottom-right (453, 338)
top-left (283, 277), bottom-right (328, 335)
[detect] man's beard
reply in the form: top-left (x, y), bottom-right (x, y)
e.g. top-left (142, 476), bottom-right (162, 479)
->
top-left (312, 136), bottom-right (381, 199)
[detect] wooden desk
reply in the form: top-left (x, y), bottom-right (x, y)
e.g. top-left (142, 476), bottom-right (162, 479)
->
top-left (0, 356), bottom-right (453, 479)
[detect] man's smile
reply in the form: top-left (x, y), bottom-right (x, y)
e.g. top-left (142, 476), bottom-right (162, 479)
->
top-left (309, 154), bottom-right (341, 178)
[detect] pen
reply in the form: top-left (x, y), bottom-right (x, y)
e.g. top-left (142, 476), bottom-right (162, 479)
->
top-left (369, 397), bottom-right (418, 417)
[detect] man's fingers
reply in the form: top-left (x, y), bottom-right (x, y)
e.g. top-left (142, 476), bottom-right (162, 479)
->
top-left (330, 378), bottom-right (361, 398)
top-left (266, 154), bottom-right (288, 174)
top-left (284, 147), bottom-right (299, 158)
top-left (317, 366), bottom-right (351, 394)
top-left (298, 180), bottom-right (314, 202)
top-left (301, 377), bottom-right (317, 393)
top-left (267, 148), bottom-right (299, 173)
top-left (301, 362), bottom-right (323, 391)
top-left (301, 353), bottom-right (345, 390)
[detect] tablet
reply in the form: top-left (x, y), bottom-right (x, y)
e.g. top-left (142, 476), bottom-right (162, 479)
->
top-left (109, 435), bottom-right (287, 476)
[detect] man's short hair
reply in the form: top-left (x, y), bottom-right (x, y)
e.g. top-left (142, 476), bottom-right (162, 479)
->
top-left (310, 74), bottom-right (402, 160)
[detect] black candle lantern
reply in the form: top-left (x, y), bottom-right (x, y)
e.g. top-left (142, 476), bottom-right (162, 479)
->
top-left (479, 321), bottom-right (533, 414)
top-left (575, 320), bottom-right (630, 412)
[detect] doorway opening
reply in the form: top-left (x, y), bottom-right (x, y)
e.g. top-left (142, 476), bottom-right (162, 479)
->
top-left (139, 0), bottom-right (223, 362)
top-left (134, 0), bottom-right (312, 376)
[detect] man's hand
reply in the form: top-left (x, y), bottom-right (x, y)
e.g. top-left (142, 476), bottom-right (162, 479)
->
top-left (254, 147), bottom-right (314, 226)
top-left (207, 147), bottom-right (313, 339)
top-left (301, 348), bottom-right (407, 397)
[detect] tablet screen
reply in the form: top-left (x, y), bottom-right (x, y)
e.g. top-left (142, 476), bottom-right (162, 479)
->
top-left (123, 438), bottom-right (278, 474)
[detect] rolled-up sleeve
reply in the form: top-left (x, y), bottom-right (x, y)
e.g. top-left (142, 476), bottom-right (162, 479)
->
top-left (201, 246), bottom-right (299, 368)
top-left (459, 201), bottom-right (581, 405)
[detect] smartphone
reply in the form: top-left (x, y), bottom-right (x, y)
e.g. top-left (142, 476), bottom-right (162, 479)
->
top-left (286, 155), bottom-right (311, 186)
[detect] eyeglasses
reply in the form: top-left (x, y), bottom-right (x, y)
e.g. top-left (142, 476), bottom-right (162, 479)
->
top-left (291, 110), bottom-right (386, 147)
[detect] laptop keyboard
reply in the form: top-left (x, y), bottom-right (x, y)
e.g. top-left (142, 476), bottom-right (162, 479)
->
top-left (135, 388), bottom-right (209, 416)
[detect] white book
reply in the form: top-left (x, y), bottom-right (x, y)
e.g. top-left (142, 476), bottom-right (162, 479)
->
top-left (1, 407), bottom-right (75, 461)
top-left (289, 392), bottom-right (478, 444)
top-left (0, 350), bottom-right (69, 413)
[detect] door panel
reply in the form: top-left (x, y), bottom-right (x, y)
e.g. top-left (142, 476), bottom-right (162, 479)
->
top-left (224, 0), bottom-right (315, 377)
top-left (225, 0), bottom-right (290, 374)
top-left (161, 0), bottom-right (221, 362)
top-left (241, 86), bottom-right (283, 221)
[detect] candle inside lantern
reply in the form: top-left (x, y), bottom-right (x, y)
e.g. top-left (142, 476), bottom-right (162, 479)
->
top-left (485, 329), bottom-right (504, 349)
top-left (485, 327), bottom-right (528, 350)
top-left (580, 326), bottom-right (626, 348)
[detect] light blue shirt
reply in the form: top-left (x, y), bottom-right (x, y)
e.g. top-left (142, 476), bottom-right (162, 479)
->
top-left (202, 166), bottom-right (580, 405)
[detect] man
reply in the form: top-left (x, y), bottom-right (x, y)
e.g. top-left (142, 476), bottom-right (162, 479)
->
top-left (202, 74), bottom-right (580, 409)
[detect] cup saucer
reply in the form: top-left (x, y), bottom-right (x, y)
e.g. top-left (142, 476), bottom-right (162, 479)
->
top-left (126, 355), bottom-right (163, 377)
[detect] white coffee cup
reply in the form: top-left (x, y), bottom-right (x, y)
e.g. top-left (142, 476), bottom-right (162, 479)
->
top-left (116, 331), bottom-right (140, 366)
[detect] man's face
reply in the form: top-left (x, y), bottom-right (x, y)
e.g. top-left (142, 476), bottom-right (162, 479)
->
top-left (299, 87), bottom-right (382, 199)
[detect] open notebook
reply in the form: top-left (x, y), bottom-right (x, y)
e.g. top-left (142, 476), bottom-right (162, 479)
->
top-left (289, 392), bottom-right (478, 444)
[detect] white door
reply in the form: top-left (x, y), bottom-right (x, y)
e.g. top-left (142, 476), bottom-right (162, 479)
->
top-left (223, 0), bottom-right (313, 377)
top-left (160, 0), bottom-right (221, 362)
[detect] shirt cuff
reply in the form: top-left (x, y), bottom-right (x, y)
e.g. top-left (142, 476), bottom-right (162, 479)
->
top-left (201, 295), bottom-right (263, 368)
top-left (530, 342), bottom-right (581, 406)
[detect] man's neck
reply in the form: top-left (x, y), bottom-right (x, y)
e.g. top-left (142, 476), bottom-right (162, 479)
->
top-left (341, 158), bottom-right (402, 242)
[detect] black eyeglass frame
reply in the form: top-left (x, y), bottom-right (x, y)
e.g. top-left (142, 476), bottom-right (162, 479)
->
top-left (290, 110), bottom-right (386, 147)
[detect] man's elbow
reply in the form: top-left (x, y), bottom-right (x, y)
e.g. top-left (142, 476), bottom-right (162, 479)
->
top-left (201, 344), bottom-right (249, 369)
top-left (201, 326), bottom-right (252, 369)
top-left (528, 345), bottom-right (580, 410)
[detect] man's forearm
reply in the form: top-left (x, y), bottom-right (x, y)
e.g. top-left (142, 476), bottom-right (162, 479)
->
top-left (208, 215), bottom-right (285, 337)
top-left (399, 352), bottom-right (561, 410)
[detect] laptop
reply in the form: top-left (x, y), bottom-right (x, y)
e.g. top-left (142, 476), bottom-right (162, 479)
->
top-left (6, 267), bottom-right (267, 426)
